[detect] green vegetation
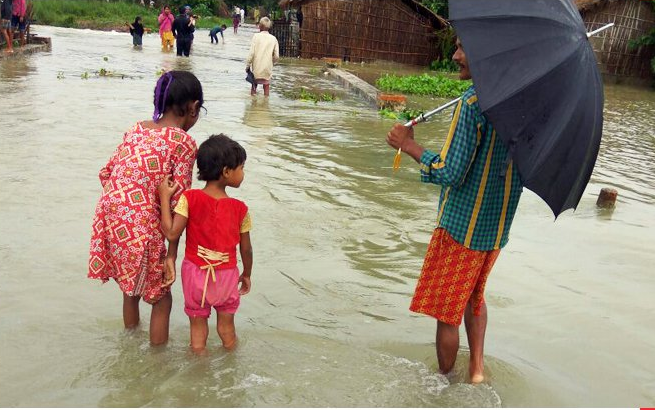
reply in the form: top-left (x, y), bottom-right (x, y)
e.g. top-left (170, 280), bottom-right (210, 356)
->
top-left (378, 108), bottom-right (424, 121)
top-left (420, 0), bottom-right (448, 17)
top-left (56, 56), bottom-right (134, 80)
top-left (376, 73), bottom-right (471, 98)
top-left (308, 67), bottom-right (328, 76)
top-left (32, 0), bottom-right (230, 31)
top-left (629, 0), bottom-right (655, 79)
top-left (430, 28), bottom-right (458, 72)
top-left (429, 58), bottom-right (458, 72)
top-left (283, 87), bottom-right (337, 104)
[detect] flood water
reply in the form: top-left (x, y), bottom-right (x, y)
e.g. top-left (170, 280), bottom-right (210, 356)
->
top-left (1, 25), bottom-right (654, 407)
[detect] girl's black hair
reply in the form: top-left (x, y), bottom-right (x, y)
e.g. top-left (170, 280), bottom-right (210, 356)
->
top-left (134, 16), bottom-right (142, 24)
top-left (153, 70), bottom-right (204, 122)
top-left (197, 134), bottom-right (247, 181)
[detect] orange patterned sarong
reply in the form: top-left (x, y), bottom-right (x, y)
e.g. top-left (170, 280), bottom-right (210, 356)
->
top-left (410, 228), bottom-right (500, 326)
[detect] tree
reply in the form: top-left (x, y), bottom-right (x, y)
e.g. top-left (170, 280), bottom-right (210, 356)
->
top-left (420, 0), bottom-right (448, 18)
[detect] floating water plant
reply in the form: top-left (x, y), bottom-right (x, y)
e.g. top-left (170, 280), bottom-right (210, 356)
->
top-left (284, 87), bottom-right (337, 104)
top-left (378, 108), bottom-right (424, 122)
top-left (376, 73), bottom-right (471, 98)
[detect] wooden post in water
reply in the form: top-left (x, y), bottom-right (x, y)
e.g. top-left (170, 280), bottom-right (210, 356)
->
top-left (596, 188), bottom-right (618, 208)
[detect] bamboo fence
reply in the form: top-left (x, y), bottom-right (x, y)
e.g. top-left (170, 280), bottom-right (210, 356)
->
top-left (273, 0), bottom-right (447, 66)
top-left (578, 0), bottom-right (655, 78)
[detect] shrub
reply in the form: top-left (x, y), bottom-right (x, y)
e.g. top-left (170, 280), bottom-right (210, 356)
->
top-left (376, 73), bottom-right (471, 98)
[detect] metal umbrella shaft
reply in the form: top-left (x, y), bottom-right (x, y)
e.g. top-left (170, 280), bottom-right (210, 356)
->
top-left (403, 97), bottom-right (461, 127)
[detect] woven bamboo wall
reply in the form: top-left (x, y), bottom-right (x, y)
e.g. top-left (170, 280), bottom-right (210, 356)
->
top-left (298, 0), bottom-right (440, 65)
top-left (582, 0), bottom-right (655, 78)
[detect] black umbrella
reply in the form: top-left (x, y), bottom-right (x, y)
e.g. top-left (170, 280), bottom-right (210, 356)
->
top-left (449, 0), bottom-right (605, 217)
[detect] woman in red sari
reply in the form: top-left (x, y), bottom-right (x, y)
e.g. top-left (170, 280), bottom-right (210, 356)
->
top-left (88, 71), bottom-right (203, 345)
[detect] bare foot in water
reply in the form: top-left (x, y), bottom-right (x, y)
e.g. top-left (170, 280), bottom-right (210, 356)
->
top-left (469, 362), bottom-right (485, 384)
top-left (470, 373), bottom-right (485, 384)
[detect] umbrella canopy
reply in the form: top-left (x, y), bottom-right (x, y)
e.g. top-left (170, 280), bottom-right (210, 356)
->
top-left (449, 0), bottom-right (604, 217)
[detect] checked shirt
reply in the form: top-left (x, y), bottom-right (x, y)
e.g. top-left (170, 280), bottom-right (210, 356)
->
top-left (420, 86), bottom-right (523, 251)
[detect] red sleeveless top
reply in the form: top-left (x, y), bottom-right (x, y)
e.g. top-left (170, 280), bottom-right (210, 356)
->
top-left (176, 189), bottom-right (249, 269)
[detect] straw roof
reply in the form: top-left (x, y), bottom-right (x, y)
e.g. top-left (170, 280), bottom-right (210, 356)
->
top-left (575, 0), bottom-right (618, 12)
top-left (279, 0), bottom-right (448, 29)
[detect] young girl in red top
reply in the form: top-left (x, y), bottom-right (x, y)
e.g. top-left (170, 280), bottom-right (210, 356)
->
top-left (88, 71), bottom-right (202, 345)
top-left (159, 134), bottom-right (253, 353)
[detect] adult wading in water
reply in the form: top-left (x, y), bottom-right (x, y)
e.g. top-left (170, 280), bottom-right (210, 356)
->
top-left (245, 17), bottom-right (279, 96)
top-left (172, 5), bottom-right (194, 57)
top-left (386, 37), bottom-right (523, 383)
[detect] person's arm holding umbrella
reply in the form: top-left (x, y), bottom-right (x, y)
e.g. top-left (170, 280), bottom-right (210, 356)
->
top-left (387, 93), bottom-right (479, 186)
top-left (387, 39), bottom-right (479, 186)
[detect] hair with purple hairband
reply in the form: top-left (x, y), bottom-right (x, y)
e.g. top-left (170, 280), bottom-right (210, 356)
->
top-left (153, 72), bottom-right (174, 122)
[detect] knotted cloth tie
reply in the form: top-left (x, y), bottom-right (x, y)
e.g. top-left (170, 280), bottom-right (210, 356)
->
top-left (197, 245), bottom-right (229, 308)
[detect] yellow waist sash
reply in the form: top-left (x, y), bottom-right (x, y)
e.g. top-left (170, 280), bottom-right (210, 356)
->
top-left (197, 245), bottom-right (229, 308)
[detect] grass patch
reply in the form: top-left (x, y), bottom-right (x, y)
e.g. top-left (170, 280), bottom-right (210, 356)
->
top-left (378, 108), bottom-right (424, 121)
top-left (376, 73), bottom-right (471, 98)
top-left (32, 0), bottom-right (230, 31)
top-left (283, 87), bottom-right (337, 104)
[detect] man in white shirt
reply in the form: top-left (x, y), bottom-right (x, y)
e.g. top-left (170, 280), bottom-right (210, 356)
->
top-left (245, 17), bottom-right (280, 96)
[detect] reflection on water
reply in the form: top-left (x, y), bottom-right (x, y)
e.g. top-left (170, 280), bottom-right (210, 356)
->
top-left (596, 86), bottom-right (655, 204)
top-left (243, 96), bottom-right (276, 129)
top-left (0, 55), bottom-right (35, 81)
top-left (0, 25), bottom-right (654, 407)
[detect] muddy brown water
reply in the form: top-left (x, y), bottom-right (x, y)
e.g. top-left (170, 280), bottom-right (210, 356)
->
top-left (0, 25), bottom-right (654, 407)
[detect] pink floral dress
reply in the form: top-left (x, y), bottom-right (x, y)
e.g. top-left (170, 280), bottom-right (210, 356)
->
top-left (88, 123), bottom-right (197, 303)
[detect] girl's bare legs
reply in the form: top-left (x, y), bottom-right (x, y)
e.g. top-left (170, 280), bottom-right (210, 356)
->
top-left (217, 312), bottom-right (237, 350)
top-left (436, 320), bottom-right (459, 375)
top-left (189, 316), bottom-right (209, 353)
top-left (123, 294), bottom-right (141, 328)
top-left (464, 301), bottom-right (487, 383)
top-left (251, 84), bottom-right (257, 96)
top-left (1, 28), bottom-right (13, 52)
top-left (150, 292), bottom-right (172, 345)
top-left (263, 84), bottom-right (270, 97)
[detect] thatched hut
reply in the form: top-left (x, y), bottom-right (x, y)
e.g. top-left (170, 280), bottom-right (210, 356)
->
top-left (274, 0), bottom-right (449, 66)
top-left (576, 0), bottom-right (655, 80)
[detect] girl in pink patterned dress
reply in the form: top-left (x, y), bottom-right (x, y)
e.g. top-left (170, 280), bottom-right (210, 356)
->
top-left (88, 71), bottom-right (203, 345)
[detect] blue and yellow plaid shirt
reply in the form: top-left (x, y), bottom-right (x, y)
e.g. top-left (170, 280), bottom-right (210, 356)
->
top-left (420, 86), bottom-right (523, 251)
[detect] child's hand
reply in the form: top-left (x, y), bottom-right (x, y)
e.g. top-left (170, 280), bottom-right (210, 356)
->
top-left (238, 275), bottom-right (251, 295)
top-left (162, 256), bottom-right (176, 287)
top-left (158, 175), bottom-right (179, 200)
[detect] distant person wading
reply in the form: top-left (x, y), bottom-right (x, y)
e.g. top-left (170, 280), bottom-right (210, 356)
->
top-left (245, 17), bottom-right (279, 97)
top-left (158, 5), bottom-right (175, 52)
top-left (172, 5), bottom-right (195, 57)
